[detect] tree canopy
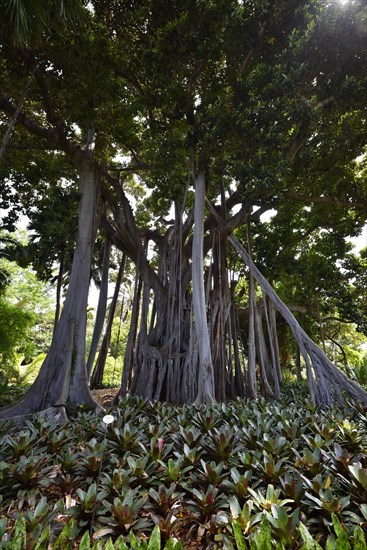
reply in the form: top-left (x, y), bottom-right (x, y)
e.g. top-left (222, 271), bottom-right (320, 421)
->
top-left (0, 0), bottom-right (366, 421)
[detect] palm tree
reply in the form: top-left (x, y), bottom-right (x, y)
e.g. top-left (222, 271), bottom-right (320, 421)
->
top-left (0, 0), bottom-right (85, 47)
top-left (0, 0), bottom-right (86, 160)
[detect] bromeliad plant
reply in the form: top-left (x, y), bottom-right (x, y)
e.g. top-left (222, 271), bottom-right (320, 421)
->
top-left (187, 485), bottom-right (227, 524)
top-left (1, 392), bottom-right (367, 547)
top-left (99, 489), bottom-right (150, 535)
top-left (69, 483), bottom-right (109, 527)
top-left (196, 460), bottom-right (228, 488)
top-left (157, 457), bottom-right (192, 483)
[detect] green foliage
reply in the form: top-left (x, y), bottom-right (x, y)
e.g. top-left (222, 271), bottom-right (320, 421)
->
top-left (1, 396), bottom-right (367, 547)
top-left (0, 297), bottom-right (35, 381)
top-left (355, 362), bottom-right (367, 388)
top-left (0, 0), bottom-right (87, 47)
top-left (0, 232), bottom-right (56, 381)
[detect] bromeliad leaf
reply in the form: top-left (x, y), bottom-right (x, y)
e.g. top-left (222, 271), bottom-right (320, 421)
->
top-left (229, 495), bottom-right (242, 518)
top-left (232, 519), bottom-right (247, 550)
top-left (147, 525), bottom-right (161, 550)
top-left (348, 463), bottom-right (367, 491)
top-left (353, 525), bottom-right (367, 550)
top-left (299, 522), bottom-right (323, 550)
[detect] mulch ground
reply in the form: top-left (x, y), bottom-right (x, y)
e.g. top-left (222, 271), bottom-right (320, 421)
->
top-left (91, 388), bottom-right (119, 408)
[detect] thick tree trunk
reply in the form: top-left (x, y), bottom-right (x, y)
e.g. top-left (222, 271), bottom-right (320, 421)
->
top-left (1, 156), bottom-right (102, 422)
top-left (86, 236), bottom-right (112, 378)
top-left (192, 170), bottom-right (215, 404)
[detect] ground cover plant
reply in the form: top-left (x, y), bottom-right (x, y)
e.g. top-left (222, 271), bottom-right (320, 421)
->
top-left (1, 387), bottom-right (367, 548)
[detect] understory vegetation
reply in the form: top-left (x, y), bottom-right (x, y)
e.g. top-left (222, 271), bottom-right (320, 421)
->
top-left (1, 388), bottom-right (366, 548)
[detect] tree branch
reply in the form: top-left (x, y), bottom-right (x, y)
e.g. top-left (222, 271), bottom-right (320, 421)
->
top-left (285, 191), bottom-right (367, 211)
top-left (0, 93), bottom-right (82, 163)
top-left (322, 316), bottom-right (355, 324)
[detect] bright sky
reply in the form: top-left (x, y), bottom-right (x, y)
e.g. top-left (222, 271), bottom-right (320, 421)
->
top-left (350, 224), bottom-right (367, 253)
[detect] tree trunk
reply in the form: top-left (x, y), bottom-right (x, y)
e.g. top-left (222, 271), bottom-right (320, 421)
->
top-left (1, 156), bottom-right (102, 422)
top-left (262, 295), bottom-right (281, 398)
top-left (90, 253), bottom-right (126, 388)
top-left (86, 236), bottom-right (112, 378)
top-left (53, 252), bottom-right (65, 336)
top-left (269, 299), bottom-right (282, 383)
top-left (232, 304), bottom-right (245, 397)
top-left (296, 348), bottom-right (302, 381)
top-left (132, 280), bottom-right (160, 398)
top-left (210, 230), bottom-right (231, 401)
top-left (247, 273), bottom-right (258, 399)
top-left (192, 170), bottom-right (215, 403)
top-left (255, 304), bottom-right (275, 399)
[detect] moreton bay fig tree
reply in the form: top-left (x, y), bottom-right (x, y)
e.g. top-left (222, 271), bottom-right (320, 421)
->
top-left (1, 0), bottom-right (367, 421)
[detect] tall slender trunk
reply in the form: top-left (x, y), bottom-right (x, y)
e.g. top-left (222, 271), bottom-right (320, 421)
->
top-left (115, 263), bottom-right (142, 400)
top-left (296, 348), bottom-right (302, 381)
top-left (269, 300), bottom-right (282, 383)
top-left (263, 295), bottom-right (281, 398)
top-left (247, 274), bottom-right (258, 399)
top-left (132, 281), bottom-right (154, 397)
top-left (210, 230), bottom-right (230, 401)
top-left (232, 304), bottom-right (245, 397)
top-left (255, 306), bottom-right (275, 398)
top-left (53, 252), bottom-right (65, 336)
top-left (1, 156), bottom-right (101, 422)
top-left (192, 170), bottom-right (215, 404)
top-left (90, 253), bottom-right (125, 388)
top-left (86, 236), bottom-right (111, 377)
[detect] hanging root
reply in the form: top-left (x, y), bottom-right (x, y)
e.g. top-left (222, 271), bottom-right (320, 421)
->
top-left (229, 234), bottom-right (367, 407)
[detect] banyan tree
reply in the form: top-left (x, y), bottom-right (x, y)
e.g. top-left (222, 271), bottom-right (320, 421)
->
top-left (1, 0), bottom-right (367, 422)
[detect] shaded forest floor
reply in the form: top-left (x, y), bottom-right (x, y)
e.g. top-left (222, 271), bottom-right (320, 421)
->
top-left (91, 387), bottom-right (119, 408)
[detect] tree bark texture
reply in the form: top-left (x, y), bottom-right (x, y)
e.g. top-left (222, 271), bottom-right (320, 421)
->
top-left (1, 157), bottom-right (102, 421)
top-left (247, 274), bottom-right (258, 399)
top-left (192, 171), bottom-right (215, 403)
top-left (115, 265), bottom-right (142, 400)
top-left (96, 177), bottom-right (367, 408)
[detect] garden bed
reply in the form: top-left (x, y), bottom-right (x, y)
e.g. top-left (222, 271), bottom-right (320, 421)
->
top-left (1, 387), bottom-right (366, 548)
